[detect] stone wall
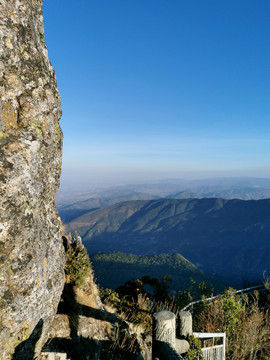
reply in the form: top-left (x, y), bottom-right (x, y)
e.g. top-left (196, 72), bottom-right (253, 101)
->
top-left (0, 0), bottom-right (65, 358)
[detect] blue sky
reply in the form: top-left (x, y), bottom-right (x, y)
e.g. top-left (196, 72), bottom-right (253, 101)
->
top-left (43, 0), bottom-right (270, 187)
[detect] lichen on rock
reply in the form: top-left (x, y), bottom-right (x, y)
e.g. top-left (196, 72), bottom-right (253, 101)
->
top-left (0, 1), bottom-right (65, 358)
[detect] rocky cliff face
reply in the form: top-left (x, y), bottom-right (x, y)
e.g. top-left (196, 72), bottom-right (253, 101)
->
top-left (0, 1), bottom-right (65, 358)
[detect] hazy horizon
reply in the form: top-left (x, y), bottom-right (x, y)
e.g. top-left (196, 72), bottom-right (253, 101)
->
top-left (58, 172), bottom-right (270, 194)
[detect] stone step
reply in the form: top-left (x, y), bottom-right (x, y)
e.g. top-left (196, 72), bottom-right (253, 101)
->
top-left (40, 352), bottom-right (69, 360)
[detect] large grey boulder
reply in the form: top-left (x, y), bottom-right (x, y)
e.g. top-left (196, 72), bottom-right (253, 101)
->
top-left (0, 1), bottom-right (65, 358)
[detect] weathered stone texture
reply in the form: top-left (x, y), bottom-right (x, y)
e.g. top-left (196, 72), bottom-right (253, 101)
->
top-left (0, 0), bottom-right (65, 358)
top-left (178, 311), bottom-right (193, 338)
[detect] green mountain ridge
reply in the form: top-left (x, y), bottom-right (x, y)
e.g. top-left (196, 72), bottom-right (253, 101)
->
top-left (57, 178), bottom-right (270, 224)
top-left (65, 198), bottom-right (270, 286)
top-left (91, 252), bottom-right (225, 292)
top-left (58, 191), bottom-right (158, 222)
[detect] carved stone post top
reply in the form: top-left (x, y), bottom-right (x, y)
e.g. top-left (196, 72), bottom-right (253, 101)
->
top-left (153, 310), bottom-right (175, 321)
top-left (178, 310), bottom-right (192, 317)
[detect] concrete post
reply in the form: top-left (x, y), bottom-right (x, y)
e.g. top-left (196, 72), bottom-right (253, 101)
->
top-left (152, 311), bottom-right (184, 360)
top-left (178, 311), bottom-right (192, 338)
top-left (153, 311), bottom-right (176, 347)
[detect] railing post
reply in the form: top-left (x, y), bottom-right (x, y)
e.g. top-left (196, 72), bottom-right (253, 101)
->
top-left (153, 310), bottom-right (176, 353)
top-left (178, 311), bottom-right (192, 338)
top-left (223, 333), bottom-right (226, 360)
top-left (152, 311), bottom-right (184, 360)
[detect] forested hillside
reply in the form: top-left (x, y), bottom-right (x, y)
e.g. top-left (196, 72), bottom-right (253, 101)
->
top-left (91, 252), bottom-right (225, 292)
top-left (65, 198), bottom-right (270, 285)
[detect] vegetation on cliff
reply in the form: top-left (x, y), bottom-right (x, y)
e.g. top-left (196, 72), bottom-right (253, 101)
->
top-left (65, 237), bottom-right (91, 287)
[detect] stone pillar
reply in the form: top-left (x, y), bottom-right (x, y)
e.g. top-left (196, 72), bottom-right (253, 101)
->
top-left (153, 311), bottom-right (176, 348)
top-left (152, 311), bottom-right (184, 360)
top-left (178, 311), bottom-right (193, 338)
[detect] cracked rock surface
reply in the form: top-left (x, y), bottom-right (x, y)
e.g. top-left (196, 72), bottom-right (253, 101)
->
top-left (0, 1), bottom-right (65, 358)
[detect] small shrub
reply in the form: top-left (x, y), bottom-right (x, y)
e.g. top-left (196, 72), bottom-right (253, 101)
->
top-left (186, 335), bottom-right (203, 360)
top-left (65, 240), bottom-right (91, 287)
top-left (101, 288), bottom-right (121, 306)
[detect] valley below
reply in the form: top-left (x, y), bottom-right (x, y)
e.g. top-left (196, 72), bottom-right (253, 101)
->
top-left (58, 178), bottom-right (270, 289)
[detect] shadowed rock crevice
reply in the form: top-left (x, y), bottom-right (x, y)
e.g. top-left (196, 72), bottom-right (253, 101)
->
top-left (12, 320), bottom-right (44, 360)
top-left (43, 279), bottom-right (149, 359)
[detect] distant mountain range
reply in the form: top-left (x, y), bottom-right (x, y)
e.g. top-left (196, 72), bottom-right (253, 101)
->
top-left (65, 198), bottom-right (270, 286)
top-left (58, 190), bottom-right (158, 222)
top-left (167, 187), bottom-right (270, 200)
top-left (57, 177), bottom-right (270, 222)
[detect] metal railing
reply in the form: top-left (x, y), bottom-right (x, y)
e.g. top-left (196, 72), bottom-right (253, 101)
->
top-left (182, 285), bottom-right (268, 360)
top-left (181, 284), bottom-right (265, 312)
top-left (193, 332), bottom-right (226, 360)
